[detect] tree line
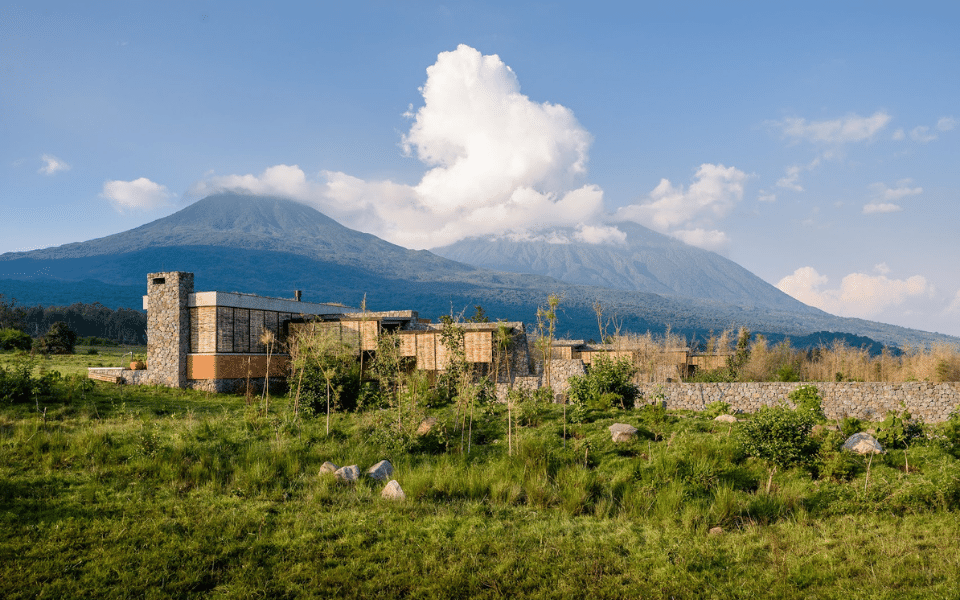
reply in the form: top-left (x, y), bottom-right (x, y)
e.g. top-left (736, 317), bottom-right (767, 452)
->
top-left (0, 294), bottom-right (146, 346)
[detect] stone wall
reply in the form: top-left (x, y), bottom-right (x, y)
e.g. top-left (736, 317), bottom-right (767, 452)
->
top-left (146, 272), bottom-right (193, 388)
top-left (637, 381), bottom-right (960, 423)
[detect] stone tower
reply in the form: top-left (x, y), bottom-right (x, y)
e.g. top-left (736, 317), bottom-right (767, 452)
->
top-left (146, 272), bottom-right (193, 388)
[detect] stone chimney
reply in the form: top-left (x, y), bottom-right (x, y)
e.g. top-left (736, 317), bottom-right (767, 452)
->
top-left (146, 272), bottom-right (194, 388)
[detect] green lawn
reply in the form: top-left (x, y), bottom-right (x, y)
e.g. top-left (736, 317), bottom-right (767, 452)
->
top-left (2, 353), bottom-right (960, 598)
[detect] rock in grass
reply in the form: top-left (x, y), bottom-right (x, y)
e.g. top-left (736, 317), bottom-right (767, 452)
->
top-left (842, 432), bottom-right (883, 455)
top-left (608, 423), bottom-right (638, 443)
top-left (334, 465), bottom-right (360, 483)
top-left (318, 461), bottom-right (339, 475)
top-left (416, 417), bottom-right (437, 435)
top-left (714, 414), bottom-right (738, 423)
top-left (709, 527), bottom-right (724, 535)
top-left (366, 459), bottom-right (394, 481)
top-left (381, 480), bottom-right (406, 501)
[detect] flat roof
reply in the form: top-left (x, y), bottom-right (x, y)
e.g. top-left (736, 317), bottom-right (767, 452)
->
top-left (143, 291), bottom-right (354, 315)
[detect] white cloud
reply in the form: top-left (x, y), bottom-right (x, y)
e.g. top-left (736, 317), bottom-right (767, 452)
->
top-left (946, 290), bottom-right (960, 315)
top-left (892, 128), bottom-right (905, 141)
top-left (101, 177), bottom-right (174, 210)
top-left (670, 228), bottom-right (729, 252)
top-left (776, 165), bottom-right (804, 191)
top-left (862, 180), bottom-right (922, 214)
top-left (758, 191), bottom-right (776, 202)
top-left (38, 154), bottom-right (70, 176)
top-left (863, 203), bottom-right (902, 214)
top-left (910, 126), bottom-right (937, 143)
top-left (189, 45), bottom-right (603, 249)
top-left (777, 266), bottom-right (934, 319)
top-left (614, 163), bottom-right (747, 252)
top-left (775, 111), bottom-right (891, 144)
top-left (573, 224), bottom-right (626, 245)
top-left (937, 116), bottom-right (958, 132)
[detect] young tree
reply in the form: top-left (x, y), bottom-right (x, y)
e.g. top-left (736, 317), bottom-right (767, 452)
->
top-left (37, 321), bottom-right (77, 354)
top-left (738, 405), bottom-right (818, 493)
top-left (494, 323), bottom-right (515, 455)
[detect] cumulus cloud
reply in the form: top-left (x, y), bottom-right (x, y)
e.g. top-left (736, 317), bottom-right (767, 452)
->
top-left (892, 128), bottom-right (905, 141)
top-left (937, 116), bottom-right (958, 132)
top-left (910, 126), bottom-right (937, 143)
top-left (101, 177), bottom-right (174, 210)
top-left (862, 203), bottom-right (902, 214)
top-left (775, 111), bottom-right (891, 144)
top-left (38, 154), bottom-right (70, 176)
top-left (613, 164), bottom-right (747, 251)
top-left (947, 290), bottom-right (960, 315)
top-left (777, 265), bottom-right (934, 319)
top-left (776, 165), bottom-right (805, 191)
top-left (190, 45), bottom-right (604, 248)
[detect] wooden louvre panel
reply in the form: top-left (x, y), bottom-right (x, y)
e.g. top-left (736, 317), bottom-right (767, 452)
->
top-left (416, 332), bottom-right (437, 371)
top-left (360, 320), bottom-right (379, 351)
top-left (464, 331), bottom-right (492, 363)
top-left (341, 321), bottom-right (361, 351)
top-left (399, 332), bottom-right (417, 357)
top-left (235, 308), bottom-right (250, 353)
top-left (435, 334), bottom-right (451, 371)
top-left (216, 307), bottom-right (233, 353)
top-left (189, 308), bottom-right (199, 353)
top-left (250, 310), bottom-right (265, 353)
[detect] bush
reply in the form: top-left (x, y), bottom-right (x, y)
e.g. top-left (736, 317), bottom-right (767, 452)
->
top-left (789, 384), bottom-right (824, 421)
top-left (705, 400), bottom-right (732, 418)
top-left (0, 328), bottom-right (32, 351)
top-left (35, 321), bottom-right (77, 354)
top-left (875, 409), bottom-right (925, 449)
top-left (738, 405), bottom-right (818, 470)
top-left (567, 356), bottom-right (639, 410)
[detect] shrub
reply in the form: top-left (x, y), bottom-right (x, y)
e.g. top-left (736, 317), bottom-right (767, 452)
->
top-left (567, 355), bottom-right (639, 410)
top-left (789, 384), bottom-right (824, 420)
top-left (0, 328), bottom-right (32, 351)
top-left (35, 321), bottom-right (77, 354)
top-left (875, 409), bottom-right (925, 449)
top-left (738, 405), bottom-right (818, 470)
top-left (705, 400), bottom-right (732, 418)
top-left (839, 416), bottom-right (864, 438)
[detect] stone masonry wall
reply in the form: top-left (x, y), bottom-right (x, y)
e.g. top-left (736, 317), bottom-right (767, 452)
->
top-left (637, 382), bottom-right (960, 423)
top-left (146, 272), bottom-right (193, 388)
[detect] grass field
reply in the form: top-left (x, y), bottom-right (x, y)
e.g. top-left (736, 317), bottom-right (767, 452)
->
top-left (2, 350), bottom-right (960, 598)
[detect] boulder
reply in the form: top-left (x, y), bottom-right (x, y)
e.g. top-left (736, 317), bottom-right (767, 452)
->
top-left (366, 459), bottom-right (394, 481)
top-left (608, 423), bottom-right (638, 443)
top-left (334, 465), bottom-right (360, 483)
top-left (416, 417), bottom-right (438, 436)
top-left (842, 432), bottom-right (883, 455)
top-left (381, 480), bottom-right (406, 501)
top-left (714, 415), bottom-right (738, 423)
top-left (318, 461), bottom-right (339, 475)
top-left (709, 527), bottom-right (724, 536)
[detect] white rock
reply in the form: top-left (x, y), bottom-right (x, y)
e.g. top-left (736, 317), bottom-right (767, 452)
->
top-left (842, 432), bottom-right (883, 455)
top-left (381, 480), bottom-right (406, 501)
top-left (318, 461), bottom-right (339, 475)
top-left (709, 526), bottom-right (724, 535)
top-left (366, 459), bottom-right (394, 481)
top-left (608, 423), bottom-right (638, 443)
top-left (334, 465), bottom-right (360, 483)
top-left (714, 415), bottom-right (738, 423)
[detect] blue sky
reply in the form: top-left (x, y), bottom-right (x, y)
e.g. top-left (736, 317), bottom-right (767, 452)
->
top-left (2, 1), bottom-right (959, 336)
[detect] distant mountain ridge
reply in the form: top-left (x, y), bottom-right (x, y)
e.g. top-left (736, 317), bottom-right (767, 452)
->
top-left (1, 193), bottom-right (956, 349)
top-left (432, 222), bottom-right (814, 313)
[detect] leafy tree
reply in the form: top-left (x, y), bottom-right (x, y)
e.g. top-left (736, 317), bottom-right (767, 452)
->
top-left (789, 384), bottom-right (824, 421)
top-left (738, 404), bottom-right (818, 492)
top-left (0, 328), bottom-right (32, 351)
top-left (36, 321), bottom-right (77, 354)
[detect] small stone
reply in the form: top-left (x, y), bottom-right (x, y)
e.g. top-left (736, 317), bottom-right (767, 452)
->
top-left (842, 432), bottom-right (883, 455)
top-left (609, 423), bottom-right (638, 443)
top-left (366, 459), bottom-right (394, 481)
top-left (381, 480), bottom-right (406, 501)
top-left (318, 461), bottom-right (339, 475)
top-left (709, 527), bottom-right (724, 535)
top-left (714, 415), bottom-right (738, 423)
top-left (334, 465), bottom-right (360, 483)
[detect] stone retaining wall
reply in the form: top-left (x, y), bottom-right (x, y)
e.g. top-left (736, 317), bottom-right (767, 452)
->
top-left (637, 382), bottom-right (960, 423)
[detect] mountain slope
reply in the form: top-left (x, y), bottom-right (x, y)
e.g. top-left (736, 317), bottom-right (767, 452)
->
top-left (432, 221), bottom-right (813, 313)
top-left (1, 193), bottom-right (956, 348)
